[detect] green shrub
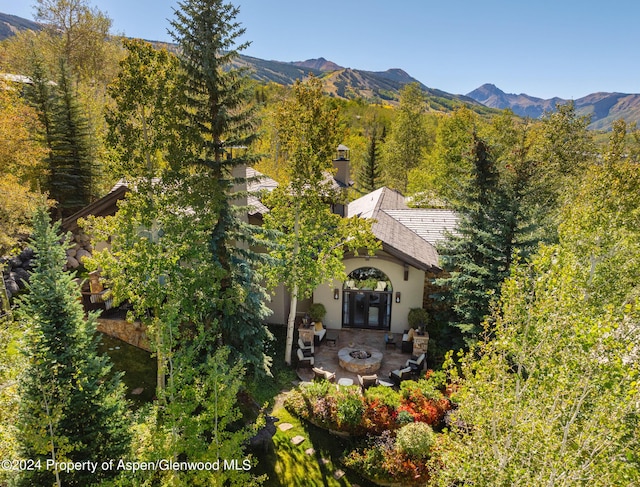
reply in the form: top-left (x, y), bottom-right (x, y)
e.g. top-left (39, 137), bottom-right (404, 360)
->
top-left (365, 384), bottom-right (401, 408)
top-left (400, 378), bottom-right (441, 401)
top-left (395, 422), bottom-right (435, 459)
top-left (308, 303), bottom-right (326, 322)
top-left (283, 389), bottom-right (309, 419)
top-left (397, 410), bottom-right (414, 425)
top-left (336, 389), bottom-right (364, 428)
top-left (304, 379), bottom-right (331, 399)
top-left (424, 369), bottom-right (448, 391)
top-left (408, 307), bottom-right (430, 330)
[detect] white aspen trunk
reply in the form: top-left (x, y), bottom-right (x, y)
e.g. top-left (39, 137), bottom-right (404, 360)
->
top-left (285, 207), bottom-right (301, 366)
top-left (284, 285), bottom-right (298, 366)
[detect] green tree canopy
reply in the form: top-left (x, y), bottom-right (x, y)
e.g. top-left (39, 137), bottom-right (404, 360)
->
top-left (382, 82), bottom-right (431, 193)
top-left (16, 205), bottom-right (130, 487)
top-left (442, 157), bottom-right (640, 485)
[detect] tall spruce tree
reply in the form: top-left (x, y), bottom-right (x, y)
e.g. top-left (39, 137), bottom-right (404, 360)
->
top-left (357, 125), bottom-right (382, 193)
top-left (16, 205), bottom-right (130, 487)
top-left (168, 0), bottom-right (273, 371)
top-left (437, 134), bottom-right (517, 340)
top-left (25, 58), bottom-right (96, 219)
top-left (49, 61), bottom-right (95, 219)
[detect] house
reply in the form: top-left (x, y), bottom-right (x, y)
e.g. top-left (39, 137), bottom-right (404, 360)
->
top-left (249, 147), bottom-right (458, 334)
top-left (61, 148), bottom-right (457, 336)
top-left (310, 187), bottom-right (457, 334)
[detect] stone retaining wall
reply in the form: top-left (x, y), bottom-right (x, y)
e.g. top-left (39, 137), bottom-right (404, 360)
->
top-left (97, 318), bottom-right (151, 352)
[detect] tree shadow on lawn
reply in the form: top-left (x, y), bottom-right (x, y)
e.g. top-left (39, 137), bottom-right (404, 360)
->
top-left (253, 403), bottom-right (377, 487)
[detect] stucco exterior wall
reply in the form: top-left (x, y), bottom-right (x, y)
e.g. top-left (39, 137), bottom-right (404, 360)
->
top-left (313, 254), bottom-right (425, 334)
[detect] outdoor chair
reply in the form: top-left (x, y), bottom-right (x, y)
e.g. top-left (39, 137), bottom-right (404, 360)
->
top-left (297, 348), bottom-right (314, 368)
top-left (389, 366), bottom-right (412, 386)
top-left (83, 271), bottom-right (113, 311)
top-left (401, 329), bottom-right (414, 353)
top-left (312, 322), bottom-right (326, 344)
top-left (312, 367), bottom-right (336, 382)
top-left (298, 337), bottom-right (314, 355)
top-left (405, 353), bottom-right (426, 376)
top-left (358, 374), bottom-right (378, 392)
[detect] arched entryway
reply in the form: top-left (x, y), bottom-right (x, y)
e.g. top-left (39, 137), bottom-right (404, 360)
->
top-left (342, 267), bottom-right (392, 330)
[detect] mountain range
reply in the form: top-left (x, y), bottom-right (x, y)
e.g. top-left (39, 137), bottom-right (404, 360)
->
top-left (1, 12), bottom-right (639, 130)
top-left (466, 84), bottom-right (640, 131)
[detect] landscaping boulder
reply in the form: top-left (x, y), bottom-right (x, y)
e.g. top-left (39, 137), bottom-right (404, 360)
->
top-left (5, 278), bottom-right (19, 296)
top-left (11, 269), bottom-right (29, 289)
top-left (8, 256), bottom-right (22, 269)
top-left (75, 249), bottom-right (92, 264)
top-left (19, 248), bottom-right (34, 261)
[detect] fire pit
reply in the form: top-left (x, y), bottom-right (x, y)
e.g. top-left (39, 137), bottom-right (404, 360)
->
top-left (350, 350), bottom-right (371, 360)
top-left (338, 347), bottom-right (383, 374)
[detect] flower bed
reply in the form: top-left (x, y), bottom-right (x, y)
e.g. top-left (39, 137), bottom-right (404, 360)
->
top-left (284, 373), bottom-right (453, 484)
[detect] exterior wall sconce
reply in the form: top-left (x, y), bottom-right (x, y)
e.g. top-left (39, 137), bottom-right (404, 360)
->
top-left (395, 292), bottom-right (401, 303)
top-left (334, 288), bottom-right (340, 300)
top-left (403, 264), bottom-right (409, 281)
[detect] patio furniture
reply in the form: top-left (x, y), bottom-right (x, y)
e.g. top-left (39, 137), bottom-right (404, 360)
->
top-left (406, 353), bottom-right (426, 376)
top-left (384, 333), bottom-right (396, 349)
top-left (358, 374), bottom-right (378, 392)
top-left (325, 330), bottom-right (339, 346)
top-left (401, 328), bottom-right (414, 353)
top-left (298, 337), bottom-right (314, 355)
top-left (312, 367), bottom-right (336, 382)
top-left (297, 348), bottom-right (314, 368)
top-left (84, 271), bottom-right (113, 311)
top-left (389, 366), bottom-right (412, 386)
top-left (312, 321), bottom-right (326, 344)
top-left (337, 377), bottom-right (354, 387)
top-left (377, 379), bottom-right (394, 388)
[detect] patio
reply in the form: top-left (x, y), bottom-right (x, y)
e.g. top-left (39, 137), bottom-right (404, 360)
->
top-left (296, 329), bottom-right (418, 385)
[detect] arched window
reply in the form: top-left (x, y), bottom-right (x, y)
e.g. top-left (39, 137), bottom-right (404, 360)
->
top-left (342, 267), bottom-right (392, 329)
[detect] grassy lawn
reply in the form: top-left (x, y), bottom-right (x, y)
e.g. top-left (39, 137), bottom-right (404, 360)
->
top-left (250, 325), bottom-right (377, 487)
top-left (253, 400), bottom-right (377, 487)
top-left (99, 323), bottom-right (379, 485)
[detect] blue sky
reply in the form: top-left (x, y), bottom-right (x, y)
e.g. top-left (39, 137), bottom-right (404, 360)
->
top-left (2, 0), bottom-right (639, 99)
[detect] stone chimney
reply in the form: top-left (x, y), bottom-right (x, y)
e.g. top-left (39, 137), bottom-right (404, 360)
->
top-left (332, 144), bottom-right (350, 187)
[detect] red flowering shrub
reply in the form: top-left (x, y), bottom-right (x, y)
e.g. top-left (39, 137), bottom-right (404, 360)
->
top-left (399, 380), bottom-right (452, 426)
top-left (343, 430), bottom-right (445, 485)
top-left (362, 398), bottom-right (398, 434)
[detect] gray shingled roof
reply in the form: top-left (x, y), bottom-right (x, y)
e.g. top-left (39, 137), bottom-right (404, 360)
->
top-left (246, 167), bottom-right (278, 216)
top-left (348, 188), bottom-right (451, 272)
top-left (382, 209), bottom-right (459, 245)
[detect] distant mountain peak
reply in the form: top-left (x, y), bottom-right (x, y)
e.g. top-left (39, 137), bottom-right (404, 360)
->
top-left (290, 58), bottom-right (344, 72)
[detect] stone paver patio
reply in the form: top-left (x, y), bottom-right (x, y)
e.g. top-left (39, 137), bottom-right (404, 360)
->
top-left (297, 328), bottom-right (415, 384)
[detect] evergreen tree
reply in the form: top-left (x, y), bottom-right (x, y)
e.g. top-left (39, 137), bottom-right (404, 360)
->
top-left (86, 9), bottom-right (265, 480)
top-left (49, 60), bottom-right (96, 218)
top-left (437, 134), bottom-right (518, 339)
top-left (357, 125), bottom-right (382, 193)
top-left (167, 0), bottom-right (273, 371)
top-left (16, 205), bottom-right (130, 487)
top-left (25, 58), bottom-right (97, 219)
